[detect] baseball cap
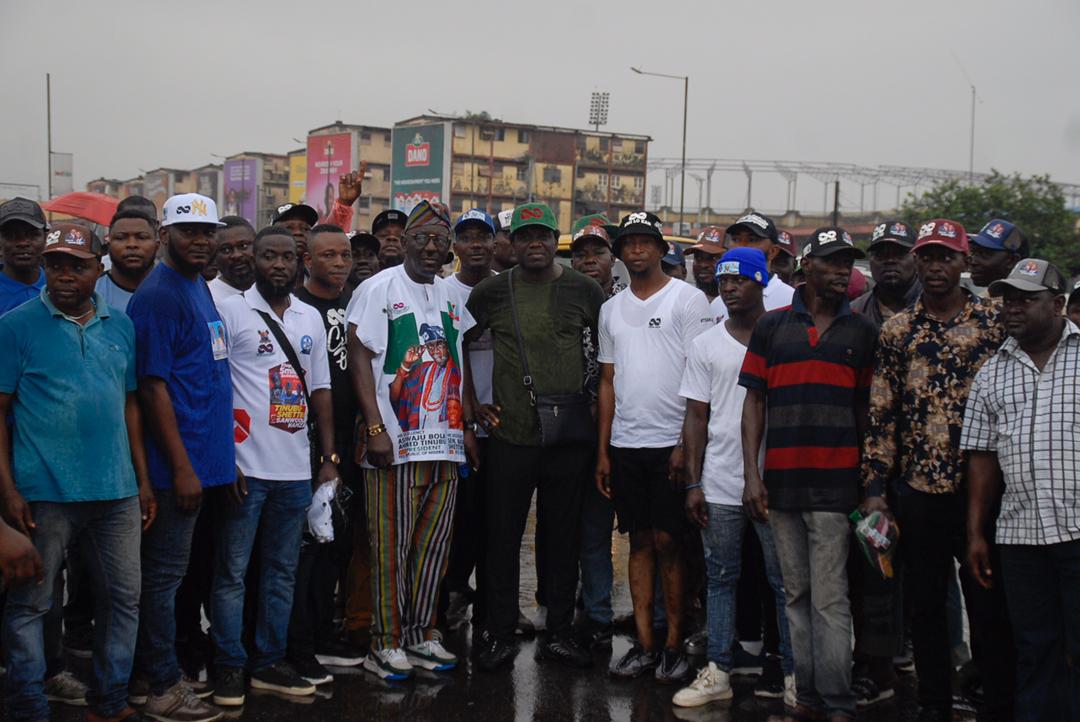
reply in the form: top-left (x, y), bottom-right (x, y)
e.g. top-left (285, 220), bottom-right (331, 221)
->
top-left (454, 208), bottom-right (495, 235)
top-left (775, 230), bottom-right (797, 257)
top-left (684, 226), bottom-right (726, 256)
top-left (349, 231), bottom-right (379, 255)
top-left (510, 203), bottom-right (559, 235)
top-left (372, 209), bottom-right (408, 234)
top-left (869, 220), bottom-right (915, 249)
top-left (661, 241), bottom-right (684, 267)
top-left (161, 193), bottom-right (225, 227)
top-left (495, 209), bottom-right (514, 233)
top-left (988, 258), bottom-right (1069, 297)
top-left (804, 226), bottom-right (866, 259)
top-left (913, 219), bottom-right (969, 254)
top-left (271, 203), bottom-right (318, 227)
top-left (42, 222), bottom-right (103, 259)
top-left (971, 219), bottom-right (1028, 253)
top-left (0, 197), bottom-right (47, 230)
top-left (725, 212), bottom-right (778, 243)
top-left (571, 213), bottom-right (619, 239)
top-left (715, 247), bottom-right (769, 287)
top-left (570, 223), bottom-right (612, 251)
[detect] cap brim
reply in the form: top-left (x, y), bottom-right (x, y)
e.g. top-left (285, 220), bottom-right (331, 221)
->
top-left (42, 247), bottom-right (98, 260)
top-left (162, 219), bottom-right (226, 228)
top-left (811, 245), bottom-right (866, 260)
top-left (912, 240), bottom-right (966, 255)
top-left (969, 235), bottom-right (1005, 251)
top-left (0, 214), bottom-right (47, 230)
top-left (683, 243), bottom-right (724, 256)
top-left (724, 222), bottom-right (769, 239)
top-left (987, 278), bottom-right (1053, 296)
top-left (511, 221), bottom-right (559, 235)
top-left (454, 218), bottom-right (496, 235)
top-left (570, 234), bottom-right (612, 251)
top-left (868, 236), bottom-right (914, 249)
top-left (776, 245), bottom-right (797, 257)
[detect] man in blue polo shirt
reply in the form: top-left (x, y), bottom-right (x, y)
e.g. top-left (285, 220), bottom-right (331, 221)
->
top-left (0, 223), bottom-right (155, 722)
top-left (127, 193), bottom-right (232, 722)
top-left (0, 198), bottom-right (48, 316)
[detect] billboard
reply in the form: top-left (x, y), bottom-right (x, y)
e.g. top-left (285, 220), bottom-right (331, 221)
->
top-left (143, 171), bottom-right (171, 214)
top-left (306, 133), bottom-right (352, 222)
top-left (390, 123), bottom-right (450, 214)
top-left (50, 152), bottom-right (73, 196)
top-left (223, 159), bottom-right (258, 223)
top-left (288, 152), bottom-right (307, 204)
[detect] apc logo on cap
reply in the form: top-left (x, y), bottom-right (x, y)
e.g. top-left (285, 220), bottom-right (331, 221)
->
top-left (405, 133), bottom-right (431, 167)
top-left (890, 223), bottom-right (908, 237)
top-left (65, 229), bottom-right (86, 246)
top-left (984, 222), bottom-right (1006, 239)
top-left (938, 222), bottom-right (957, 239)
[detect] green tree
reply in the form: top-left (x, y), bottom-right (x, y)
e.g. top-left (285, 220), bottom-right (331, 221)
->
top-left (900, 171), bottom-right (1080, 274)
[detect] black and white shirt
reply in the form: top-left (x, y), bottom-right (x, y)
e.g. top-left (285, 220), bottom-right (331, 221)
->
top-left (961, 320), bottom-right (1080, 546)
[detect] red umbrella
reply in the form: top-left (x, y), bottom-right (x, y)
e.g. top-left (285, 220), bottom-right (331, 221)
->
top-left (41, 192), bottom-right (121, 227)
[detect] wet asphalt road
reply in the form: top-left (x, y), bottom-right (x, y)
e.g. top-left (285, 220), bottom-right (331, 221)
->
top-left (26, 506), bottom-right (972, 722)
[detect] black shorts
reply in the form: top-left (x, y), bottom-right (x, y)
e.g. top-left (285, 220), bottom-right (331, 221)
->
top-left (610, 445), bottom-right (686, 535)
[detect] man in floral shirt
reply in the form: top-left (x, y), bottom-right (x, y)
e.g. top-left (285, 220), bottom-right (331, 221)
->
top-left (861, 219), bottom-right (1015, 722)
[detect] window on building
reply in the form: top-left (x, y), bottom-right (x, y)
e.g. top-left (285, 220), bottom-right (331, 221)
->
top-left (599, 138), bottom-right (609, 152)
top-left (633, 175), bottom-right (644, 190)
top-left (598, 174), bottom-right (608, 188)
top-left (452, 198), bottom-right (464, 212)
top-left (612, 175), bottom-right (622, 188)
top-left (576, 167), bottom-right (585, 178)
top-left (543, 167), bottom-right (561, 184)
top-left (384, 132), bottom-right (392, 143)
top-left (516, 166), bottom-right (527, 181)
top-left (358, 197), bottom-right (371, 210)
top-left (361, 131), bottom-right (372, 144)
top-left (635, 140), bottom-right (645, 154)
top-left (454, 125), bottom-right (466, 138)
top-left (494, 127), bottom-right (506, 142)
top-left (518, 129), bottom-right (530, 144)
top-left (452, 161), bottom-right (465, 176)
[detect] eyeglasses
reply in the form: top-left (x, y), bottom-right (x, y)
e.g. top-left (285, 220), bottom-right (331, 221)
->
top-left (406, 232), bottom-right (452, 251)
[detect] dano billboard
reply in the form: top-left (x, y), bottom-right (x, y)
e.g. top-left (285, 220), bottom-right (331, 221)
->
top-left (306, 133), bottom-right (352, 222)
top-left (390, 122), bottom-right (450, 214)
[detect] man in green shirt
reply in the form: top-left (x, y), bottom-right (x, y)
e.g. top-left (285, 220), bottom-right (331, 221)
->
top-left (466, 203), bottom-right (605, 672)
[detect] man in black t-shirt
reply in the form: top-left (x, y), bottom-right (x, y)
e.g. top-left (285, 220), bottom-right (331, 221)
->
top-left (287, 223), bottom-right (367, 680)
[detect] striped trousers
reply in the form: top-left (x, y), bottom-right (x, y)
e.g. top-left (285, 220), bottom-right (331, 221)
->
top-left (363, 460), bottom-right (459, 650)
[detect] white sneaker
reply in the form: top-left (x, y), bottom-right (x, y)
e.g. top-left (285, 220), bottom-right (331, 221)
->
top-left (672, 662), bottom-right (732, 708)
top-left (362, 647), bottom-right (414, 680)
top-left (405, 639), bottom-right (458, 671)
top-left (783, 673), bottom-right (796, 708)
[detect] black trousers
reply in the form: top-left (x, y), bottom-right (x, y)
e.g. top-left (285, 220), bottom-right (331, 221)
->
top-left (438, 438), bottom-right (489, 627)
top-left (484, 438), bottom-right (591, 641)
top-left (897, 490), bottom-right (1016, 720)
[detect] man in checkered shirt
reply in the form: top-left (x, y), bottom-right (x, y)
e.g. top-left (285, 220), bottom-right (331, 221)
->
top-left (962, 258), bottom-right (1080, 722)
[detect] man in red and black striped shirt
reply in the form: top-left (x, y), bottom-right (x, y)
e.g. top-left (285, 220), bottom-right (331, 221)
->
top-left (739, 227), bottom-right (877, 722)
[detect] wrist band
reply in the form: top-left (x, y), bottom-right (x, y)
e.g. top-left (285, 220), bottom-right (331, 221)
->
top-left (684, 483), bottom-right (702, 490)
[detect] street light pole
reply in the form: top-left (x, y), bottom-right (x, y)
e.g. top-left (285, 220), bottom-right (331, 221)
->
top-left (631, 67), bottom-right (688, 233)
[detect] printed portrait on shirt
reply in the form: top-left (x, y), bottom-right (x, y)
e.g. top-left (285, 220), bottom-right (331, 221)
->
top-left (268, 362), bottom-right (306, 433)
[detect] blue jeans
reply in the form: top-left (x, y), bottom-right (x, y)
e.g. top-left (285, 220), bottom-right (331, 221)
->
top-left (211, 478), bottom-right (310, 671)
top-left (135, 488), bottom-right (200, 695)
top-left (999, 540), bottom-right (1080, 722)
top-left (703, 504), bottom-right (793, 674)
top-left (3, 497), bottom-right (141, 721)
top-left (579, 477), bottom-right (615, 626)
top-left (770, 509), bottom-right (855, 718)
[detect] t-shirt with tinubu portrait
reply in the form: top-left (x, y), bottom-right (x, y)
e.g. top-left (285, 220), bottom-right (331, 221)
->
top-left (346, 265), bottom-right (475, 467)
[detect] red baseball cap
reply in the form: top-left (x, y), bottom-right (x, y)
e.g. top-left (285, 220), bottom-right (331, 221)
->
top-left (683, 225), bottom-right (726, 256)
top-left (913, 219), bottom-right (969, 254)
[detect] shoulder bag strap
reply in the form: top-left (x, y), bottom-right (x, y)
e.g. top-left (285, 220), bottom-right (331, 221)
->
top-left (506, 269), bottom-right (536, 406)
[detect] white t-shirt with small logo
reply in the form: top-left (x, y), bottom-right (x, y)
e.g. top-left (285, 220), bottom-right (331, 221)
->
top-left (679, 322), bottom-right (762, 506)
top-left (710, 274), bottom-right (795, 324)
top-left (598, 277), bottom-right (714, 448)
top-left (445, 273), bottom-right (495, 438)
top-left (217, 288), bottom-right (331, 481)
top-left (208, 276), bottom-right (244, 308)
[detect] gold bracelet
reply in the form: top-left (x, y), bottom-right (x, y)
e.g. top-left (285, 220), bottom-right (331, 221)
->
top-left (366, 423), bottom-right (386, 437)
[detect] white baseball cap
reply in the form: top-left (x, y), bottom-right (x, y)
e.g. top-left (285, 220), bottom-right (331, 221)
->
top-left (161, 193), bottom-right (225, 227)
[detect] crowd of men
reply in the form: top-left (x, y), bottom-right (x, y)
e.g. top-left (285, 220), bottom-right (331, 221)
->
top-left (0, 176), bottom-right (1076, 722)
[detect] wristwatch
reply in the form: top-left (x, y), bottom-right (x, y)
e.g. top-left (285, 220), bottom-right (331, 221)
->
top-left (464, 421), bottom-right (479, 433)
top-left (320, 453), bottom-right (341, 465)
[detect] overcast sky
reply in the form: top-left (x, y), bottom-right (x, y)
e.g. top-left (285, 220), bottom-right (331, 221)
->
top-left (2, 0), bottom-right (1078, 215)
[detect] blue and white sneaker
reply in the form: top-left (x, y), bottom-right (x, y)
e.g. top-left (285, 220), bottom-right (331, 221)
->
top-left (405, 640), bottom-right (458, 671)
top-left (363, 648), bottom-right (414, 680)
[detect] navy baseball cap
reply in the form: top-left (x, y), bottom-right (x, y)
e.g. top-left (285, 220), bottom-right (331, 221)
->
top-left (661, 241), bottom-right (683, 267)
top-left (372, 209), bottom-right (408, 234)
top-left (454, 208), bottom-right (495, 235)
top-left (971, 219), bottom-right (1028, 253)
top-left (715, 247), bottom-right (769, 287)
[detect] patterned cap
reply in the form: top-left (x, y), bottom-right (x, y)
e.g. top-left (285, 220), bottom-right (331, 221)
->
top-left (405, 200), bottom-right (451, 232)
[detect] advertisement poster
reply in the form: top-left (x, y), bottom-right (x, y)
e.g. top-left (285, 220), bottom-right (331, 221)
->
top-left (305, 133), bottom-right (351, 222)
top-left (288, 152), bottom-right (307, 204)
top-left (390, 123), bottom-right (450, 214)
top-left (50, 152), bottom-right (74, 196)
top-left (144, 171), bottom-right (170, 214)
top-left (223, 158), bottom-right (258, 223)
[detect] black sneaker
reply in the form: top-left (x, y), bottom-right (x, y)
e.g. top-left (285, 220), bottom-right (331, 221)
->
top-left (753, 654), bottom-right (785, 698)
top-left (576, 620), bottom-right (614, 649)
top-left (537, 634), bottom-right (592, 668)
top-left (475, 635), bottom-right (516, 672)
top-left (314, 639), bottom-right (365, 668)
top-left (471, 628), bottom-right (494, 660)
top-left (609, 643), bottom-right (659, 679)
top-left (654, 648), bottom-right (690, 684)
top-left (731, 642), bottom-right (764, 676)
top-left (212, 668), bottom-right (245, 707)
top-left (289, 656), bottom-right (333, 686)
top-left (250, 662), bottom-right (316, 697)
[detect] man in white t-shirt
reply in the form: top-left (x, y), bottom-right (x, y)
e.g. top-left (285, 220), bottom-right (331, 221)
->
top-left (207, 216), bottom-right (255, 306)
top-left (440, 209), bottom-right (497, 633)
top-left (211, 226), bottom-right (337, 705)
top-left (346, 200), bottom-right (478, 681)
top-left (672, 247), bottom-right (795, 708)
top-left (597, 211), bottom-right (714, 684)
top-left (710, 212), bottom-right (795, 323)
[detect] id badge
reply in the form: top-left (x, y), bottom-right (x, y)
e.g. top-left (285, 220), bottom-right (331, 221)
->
top-left (208, 321), bottom-right (228, 360)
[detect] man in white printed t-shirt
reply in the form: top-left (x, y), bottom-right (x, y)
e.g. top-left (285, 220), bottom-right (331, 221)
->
top-left (672, 247), bottom-right (795, 709)
top-left (346, 200), bottom-right (478, 682)
top-left (710, 212), bottom-right (795, 323)
top-left (212, 225), bottom-right (338, 706)
top-left (597, 211), bottom-right (714, 684)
